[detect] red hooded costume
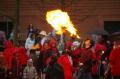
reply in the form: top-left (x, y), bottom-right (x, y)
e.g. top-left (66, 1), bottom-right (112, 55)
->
top-left (109, 47), bottom-right (120, 76)
top-left (57, 54), bottom-right (73, 79)
top-left (4, 40), bottom-right (15, 70)
top-left (18, 46), bottom-right (28, 66)
top-left (91, 43), bottom-right (107, 75)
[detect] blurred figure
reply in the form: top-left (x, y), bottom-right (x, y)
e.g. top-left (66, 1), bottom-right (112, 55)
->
top-left (25, 34), bottom-right (35, 57)
top-left (50, 42), bottom-right (59, 56)
top-left (39, 42), bottom-right (53, 79)
top-left (57, 51), bottom-right (73, 79)
top-left (11, 51), bottom-right (22, 79)
top-left (23, 59), bottom-right (38, 79)
top-left (39, 30), bottom-right (48, 46)
top-left (4, 40), bottom-right (15, 78)
top-left (45, 55), bottom-right (64, 79)
top-left (78, 38), bottom-right (94, 79)
top-left (101, 40), bottom-right (113, 79)
top-left (105, 39), bottom-right (120, 79)
top-left (27, 24), bottom-right (34, 37)
top-left (34, 27), bottom-right (40, 35)
top-left (94, 35), bottom-right (107, 79)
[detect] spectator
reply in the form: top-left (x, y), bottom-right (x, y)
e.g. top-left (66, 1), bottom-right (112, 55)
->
top-left (57, 51), bottom-right (73, 79)
top-left (23, 59), bottom-right (38, 79)
top-left (105, 39), bottom-right (120, 79)
top-left (25, 34), bottom-right (35, 57)
top-left (45, 55), bottom-right (64, 79)
top-left (78, 38), bottom-right (94, 79)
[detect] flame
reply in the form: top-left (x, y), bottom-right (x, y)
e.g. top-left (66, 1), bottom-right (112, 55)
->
top-left (46, 9), bottom-right (80, 38)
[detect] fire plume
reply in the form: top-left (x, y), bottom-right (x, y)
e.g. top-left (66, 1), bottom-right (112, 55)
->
top-left (46, 9), bottom-right (80, 38)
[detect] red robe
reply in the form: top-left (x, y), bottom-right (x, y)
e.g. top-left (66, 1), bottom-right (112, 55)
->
top-left (91, 51), bottom-right (99, 75)
top-left (4, 40), bottom-right (15, 70)
top-left (57, 54), bottom-right (73, 79)
top-left (72, 48), bottom-right (81, 67)
top-left (95, 43), bottom-right (106, 60)
top-left (92, 43), bottom-right (106, 75)
top-left (18, 46), bottom-right (28, 65)
top-left (79, 48), bottom-right (93, 72)
top-left (109, 47), bottom-right (120, 76)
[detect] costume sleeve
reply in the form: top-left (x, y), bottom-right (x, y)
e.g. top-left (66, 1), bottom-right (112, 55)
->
top-left (109, 49), bottom-right (115, 65)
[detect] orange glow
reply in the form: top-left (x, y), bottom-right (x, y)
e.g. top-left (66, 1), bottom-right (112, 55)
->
top-left (46, 9), bottom-right (80, 39)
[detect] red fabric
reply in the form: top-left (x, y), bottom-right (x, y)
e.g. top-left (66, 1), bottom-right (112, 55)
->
top-left (109, 47), bottom-right (120, 76)
top-left (0, 53), bottom-right (7, 68)
top-left (40, 49), bottom-right (51, 66)
top-left (49, 37), bottom-right (57, 46)
top-left (66, 41), bottom-right (73, 49)
top-left (18, 47), bottom-right (28, 65)
top-left (4, 40), bottom-right (28, 70)
top-left (95, 43), bottom-right (106, 60)
top-left (4, 40), bottom-right (13, 48)
top-left (91, 43), bottom-right (107, 75)
top-left (4, 40), bottom-right (15, 70)
top-left (51, 48), bottom-right (59, 56)
top-left (95, 43), bottom-right (106, 52)
top-left (72, 48), bottom-right (81, 67)
top-left (79, 48), bottom-right (93, 72)
top-left (57, 54), bottom-right (73, 79)
top-left (79, 48), bottom-right (93, 63)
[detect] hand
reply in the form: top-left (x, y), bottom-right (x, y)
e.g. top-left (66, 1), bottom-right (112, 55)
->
top-left (104, 71), bottom-right (108, 77)
top-left (79, 63), bottom-right (83, 66)
top-left (102, 61), bottom-right (106, 64)
top-left (9, 72), bottom-right (12, 75)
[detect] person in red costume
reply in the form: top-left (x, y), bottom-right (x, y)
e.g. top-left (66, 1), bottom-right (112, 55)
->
top-left (18, 46), bottom-right (28, 67)
top-left (39, 42), bottom-right (53, 79)
top-left (4, 40), bottom-right (15, 78)
top-left (49, 36), bottom-right (59, 56)
top-left (50, 43), bottom-right (59, 56)
top-left (77, 38), bottom-right (94, 79)
top-left (92, 37), bottom-right (107, 79)
top-left (57, 51), bottom-right (73, 79)
top-left (105, 39), bottom-right (120, 79)
top-left (72, 47), bottom-right (81, 68)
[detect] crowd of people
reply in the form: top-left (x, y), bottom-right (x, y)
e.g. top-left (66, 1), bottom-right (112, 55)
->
top-left (0, 24), bottom-right (120, 79)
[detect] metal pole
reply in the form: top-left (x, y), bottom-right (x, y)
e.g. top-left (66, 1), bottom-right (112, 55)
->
top-left (60, 0), bottom-right (65, 11)
top-left (13, 0), bottom-right (20, 45)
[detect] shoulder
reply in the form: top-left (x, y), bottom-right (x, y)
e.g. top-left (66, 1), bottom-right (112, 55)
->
top-left (26, 38), bottom-right (31, 41)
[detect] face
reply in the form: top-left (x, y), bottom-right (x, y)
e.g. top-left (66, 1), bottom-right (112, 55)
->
top-left (85, 39), bottom-right (91, 48)
top-left (31, 34), bottom-right (35, 39)
top-left (28, 62), bottom-right (33, 67)
top-left (44, 43), bottom-right (50, 49)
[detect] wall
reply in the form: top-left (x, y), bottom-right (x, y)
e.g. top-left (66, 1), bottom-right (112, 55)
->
top-left (0, 0), bottom-right (120, 40)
